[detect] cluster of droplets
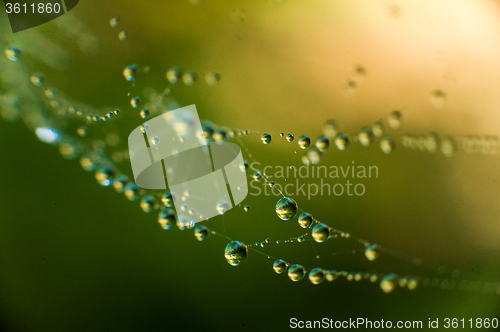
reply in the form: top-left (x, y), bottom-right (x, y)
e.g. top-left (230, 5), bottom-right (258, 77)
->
top-left (166, 66), bottom-right (221, 86)
top-left (259, 110), bottom-right (404, 166)
top-left (341, 65), bottom-right (367, 97)
top-left (402, 133), bottom-right (499, 157)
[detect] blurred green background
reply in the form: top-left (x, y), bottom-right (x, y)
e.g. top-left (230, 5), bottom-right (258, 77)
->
top-left (1, 0), bottom-right (500, 331)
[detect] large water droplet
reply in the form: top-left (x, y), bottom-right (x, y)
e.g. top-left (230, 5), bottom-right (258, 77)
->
top-left (380, 135), bottom-right (395, 154)
top-left (275, 197), bottom-right (298, 220)
top-left (194, 225), bottom-right (210, 241)
top-left (123, 64), bottom-right (137, 81)
top-left (35, 127), bottom-right (60, 144)
top-left (365, 243), bottom-right (381, 261)
top-left (182, 71), bottom-right (198, 86)
top-left (5, 45), bottom-right (20, 62)
top-left (109, 16), bottom-right (120, 28)
top-left (140, 195), bottom-right (157, 213)
top-left (286, 133), bottom-right (294, 142)
top-left (297, 212), bottom-right (313, 228)
top-left (312, 223), bottom-right (330, 243)
top-left (112, 174), bottom-right (129, 193)
top-left (95, 165), bottom-right (116, 187)
top-left (176, 215), bottom-right (195, 230)
top-left (204, 72), bottom-right (221, 86)
top-left (118, 30), bottom-right (127, 41)
top-left (315, 136), bottom-right (330, 151)
top-left (261, 133), bottom-right (272, 145)
top-left (158, 208), bottom-right (176, 230)
top-left (216, 199), bottom-right (230, 215)
top-left (298, 135), bottom-right (311, 149)
top-left (224, 241), bottom-right (248, 266)
top-left (30, 73), bottom-right (44, 87)
top-left (380, 273), bottom-right (399, 293)
top-left (151, 136), bottom-right (160, 146)
top-left (166, 66), bottom-right (183, 84)
top-left (388, 110), bottom-right (402, 130)
top-left (334, 133), bottom-right (349, 150)
top-left (373, 120), bottom-right (384, 137)
top-left (323, 119), bottom-right (338, 139)
top-left (287, 264), bottom-right (306, 282)
top-left (273, 259), bottom-right (288, 274)
top-left (308, 268), bottom-right (326, 285)
top-left (140, 109), bottom-right (150, 119)
top-left (130, 97), bottom-right (140, 108)
top-left (124, 182), bottom-right (141, 201)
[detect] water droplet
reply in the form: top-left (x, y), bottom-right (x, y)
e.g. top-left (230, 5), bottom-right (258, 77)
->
top-left (388, 110), bottom-right (402, 130)
top-left (334, 133), bottom-right (349, 150)
top-left (323, 119), bottom-right (338, 139)
top-left (176, 215), bottom-right (195, 230)
top-left (298, 135), bottom-right (311, 149)
top-left (4, 45), bottom-right (20, 61)
top-left (140, 109), bottom-right (150, 119)
top-left (239, 160), bottom-right (248, 173)
top-left (285, 133), bottom-right (294, 142)
top-left (357, 127), bottom-right (374, 146)
top-left (315, 136), bottom-right (330, 151)
top-left (308, 268), bottom-right (326, 285)
top-left (261, 133), bottom-right (272, 145)
top-left (243, 205), bottom-right (250, 212)
top-left (124, 182), bottom-right (141, 201)
top-left (118, 30), bottom-right (127, 41)
top-left (204, 72), bottom-right (221, 86)
top-left (130, 97), bottom-right (140, 108)
top-left (112, 174), bottom-right (129, 193)
top-left (279, 132), bottom-right (284, 137)
top-left (431, 90), bottom-right (447, 109)
top-left (216, 199), bottom-right (230, 215)
top-left (35, 127), bottom-right (60, 144)
top-left (30, 73), bottom-right (44, 87)
top-left (182, 71), bottom-right (198, 86)
top-left (201, 121), bottom-right (214, 139)
top-left (194, 225), bottom-right (210, 241)
top-left (252, 171), bottom-right (262, 181)
top-left (380, 135), bottom-right (395, 154)
top-left (158, 208), bottom-right (176, 230)
top-left (109, 16), bottom-right (120, 28)
top-left (380, 273), bottom-right (399, 293)
top-left (140, 123), bottom-right (149, 133)
top-left (297, 212), bottom-right (313, 228)
top-left (307, 147), bottom-right (322, 164)
top-left (166, 66), bottom-right (183, 84)
top-left (441, 136), bottom-right (456, 157)
top-left (75, 126), bottom-right (87, 138)
top-left (275, 197), bottom-right (298, 220)
top-left (151, 136), bottom-right (160, 145)
top-left (123, 64), bottom-right (137, 81)
top-left (95, 165), bottom-right (116, 187)
top-left (365, 243), bottom-right (381, 261)
top-left (224, 241), bottom-right (248, 266)
top-left (312, 223), bottom-right (330, 243)
top-left (213, 128), bottom-right (227, 142)
top-left (372, 120), bottom-right (384, 137)
top-left (325, 271), bottom-right (338, 282)
top-left (407, 277), bottom-right (419, 290)
top-left (287, 264), bottom-right (306, 282)
top-left (140, 195), bottom-right (157, 213)
top-left (273, 259), bottom-right (288, 274)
